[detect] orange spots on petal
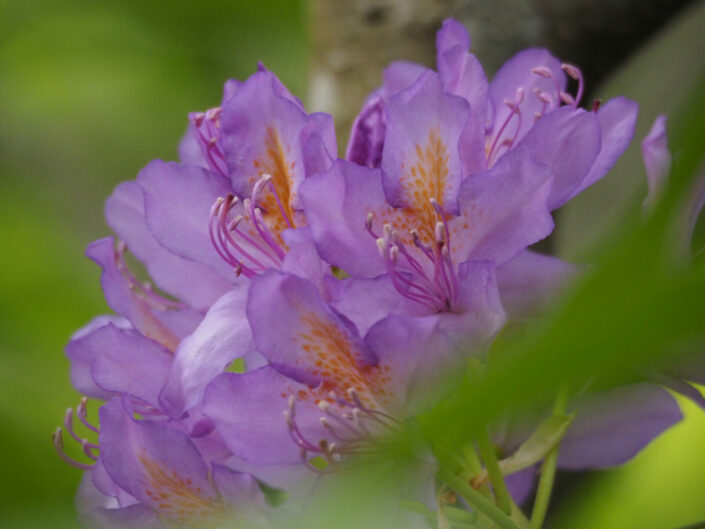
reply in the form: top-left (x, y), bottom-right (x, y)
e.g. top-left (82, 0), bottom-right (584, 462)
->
top-left (294, 312), bottom-right (393, 409)
top-left (252, 125), bottom-right (300, 243)
top-left (139, 453), bottom-right (223, 524)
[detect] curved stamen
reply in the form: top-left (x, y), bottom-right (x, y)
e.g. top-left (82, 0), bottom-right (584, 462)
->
top-left (562, 63), bottom-right (584, 107)
top-left (52, 427), bottom-right (95, 471)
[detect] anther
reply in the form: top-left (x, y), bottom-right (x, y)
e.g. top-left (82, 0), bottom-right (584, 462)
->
top-left (531, 67), bottom-right (552, 78)
top-left (376, 238), bottom-right (387, 259)
top-left (435, 222), bottom-right (446, 244)
top-left (561, 63), bottom-right (581, 80)
top-left (559, 92), bottom-right (575, 106)
top-left (318, 400), bottom-right (331, 412)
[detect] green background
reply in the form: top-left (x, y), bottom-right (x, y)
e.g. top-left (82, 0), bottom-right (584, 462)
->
top-left (1, 1), bottom-right (704, 527)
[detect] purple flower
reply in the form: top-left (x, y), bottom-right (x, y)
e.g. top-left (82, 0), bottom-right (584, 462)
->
top-left (302, 19), bottom-right (638, 320)
top-left (73, 397), bottom-right (267, 528)
top-left (202, 270), bottom-right (496, 468)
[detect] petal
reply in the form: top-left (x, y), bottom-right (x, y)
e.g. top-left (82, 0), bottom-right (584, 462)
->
top-left (438, 260), bottom-right (506, 345)
top-left (572, 96), bottom-right (639, 199)
top-left (281, 227), bottom-right (330, 289)
top-left (496, 251), bottom-right (578, 320)
top-left (159, 287), bottom-right (256, 417)
top-left (514, 106), bottom-right (601, 210)
top-left (211, 464), bottom-right (268, 523)
top-left (203, 367), bottom-right (322, 465)
top-left (328, 274), bottom-right (413, 336)
top-left (88, 323), bottom-right (172, 407)
top-left (456, 147), bottom-right (554, 265)
top-left (439, 47), bottom-right (488, 176)
top-left (300, 111), bottom-right (337, 177)
top-left (489, 48), bottom-right (566, 144)
top-left (642, 114), bottom-right (671, 208)
top-left (382, 61), bottom-right (428, 97)
top-left (137, 160), bottom-right (235, 281)
top-left (365, 313), bottom-right (459, 415)
top-left (86, 237), bottom-right (201, 351)
top-left (66, 315), bottom-right (131, 400)
top-left (221, 70), bottom-right (309, 215)
top-left (382, 70), bottom-right (470, 215)
top-left (436, 18), bottom-right (471, 57)
top-left (106, 180), bottom-right (231, 310)
top-left (557, 383), bottom-right (682, 469)
top-left (246, 270), bottom-right (376, 386)
top-left (99, 397), bottom-right (222, 522)
top-left (345, 92), bottom-right (386, 168)
top-left (299, 160), bottom-right (388, 278)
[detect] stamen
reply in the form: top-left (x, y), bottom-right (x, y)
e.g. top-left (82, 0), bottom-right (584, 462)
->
top-left (561, 63), bottom-right (584, 106)
top-left (52, 428), bottom-right (94, 471)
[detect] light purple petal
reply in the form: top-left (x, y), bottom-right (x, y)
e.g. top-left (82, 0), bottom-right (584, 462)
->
top-left (246, 270), bottom-right (376, 385)
top-left (642, 114), bottom-right (671, 208)
top-left (365, 313), bottom-right (460, 415)
top-left (89, 323), bottom-right (172, 407)
top-left (439, 47), bottom-right (488, 176)
top-left (86, 237), bottom-right (201, 352)
top-left (137, 160), bottom-right (235, 281)
top-left (203, 367), bottom-right (322, 465)
top-left (221, 70), bottom-right (309, 210)
top-left (571, 97), bottom-right (638, 199)
top-left (382, 70), bottom-right (470, 214)
top-left (299, 160), bottom-right (387, 278)
top-left (159, 287), bottom-right (256, 417)
top-left (346, 92), bottom-right (386, 168)
top-left (300, 111), bottom-right (337, 177)
top-left (99, 397), bottom-right (222, 522)
top-left (66, 316), bottom-right (131, 400)
top-left (436, 260), bottom-right (506, 345)
top-left (382, 61), bottom-right (428, 97)
top-left (106, 180), bottom-right (231, 310)
top-left (496, 251), bottom-right (578, 320)
top-left (281, 227), bottom-right (330, 290)
top-left (513, 106), bottom-right (601, 210)
top-left (489, 48), bottom-right (566, 145)
top-left (504, 466), bottom-right (535, 506)
top-left (455, 147), bottom-right (554, 266)
top-left (436, 18), bottom-right (471, 57)
top-left (557, 383), bottom-right (682, 469)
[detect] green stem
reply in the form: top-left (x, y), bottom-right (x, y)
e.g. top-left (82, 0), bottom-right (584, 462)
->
top-left (530, 389), bottom-right (569, 529)
top-left (439, 466), bottom-right (522, 529)
top-left (477, 428), bottom-right (512, 516)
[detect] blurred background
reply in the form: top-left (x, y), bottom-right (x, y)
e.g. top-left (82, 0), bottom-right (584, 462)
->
top-left (1, 0), bottom-right (704, 527)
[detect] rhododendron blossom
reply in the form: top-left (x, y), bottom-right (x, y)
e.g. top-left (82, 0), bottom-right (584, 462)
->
top-left (53, 18), bottom-right (688, 529)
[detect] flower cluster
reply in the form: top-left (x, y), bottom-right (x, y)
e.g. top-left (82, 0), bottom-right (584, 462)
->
top-left (55, 19), bottom-right (684, 528)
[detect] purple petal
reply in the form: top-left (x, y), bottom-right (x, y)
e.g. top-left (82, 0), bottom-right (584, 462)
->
top-left (86, 237), bottom-right (201, 352)
top-left (246, 270), bottom-right (376, 385)
top-left (365, 313), bottom-right (461, 414)
top-left (496, 251), bottom-right (577, 320)
top-left (489, 48), bottom-right (566, 145)
top-left (438, 47), bottom-right (488, 176)
top-left (557, 383), bottom-right (682, 469)
top-left (455, 147), bottom-right (554, 266)
top-left (88, 323), bottom-right (172, 407)
top-left (106, 180), bottom-right (231, 310)
top-left (299, 160), bottom-right (388, 278)
top-left (513, 106), bottom-right (601, 210)
top-left (642, 114), bottom-right (671, 208)
top-left (203, 367), bottom-right (322, 465)
top-left (346, 92), bottom-right (386, 168)
top-left (281, 227), bottom-right (330, 290)
top-left (437, 260), bottom-right (506, 345)
top-left (504, 466), bottom-right (536, 506)
top-left (436, 18), bottom-right (471, 57)
top-left (159, 287), bottom-right (256, 417)
top-left (137, 160), bottom-right (235, 281)
top-left (382, 71), bottom-right (470, 214)
top-left (221, 70), bottom-right (309, 210)
top-left (66, 316), bottom-right (131, 400)
top-left (382, 61), bottom-right (428, 96)
top-left (572, 97), bottom-right (638, 199)
top-left (99, 397), bottom-right (222, 521)
top-left (300, 111), bottom-right (337, 177)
